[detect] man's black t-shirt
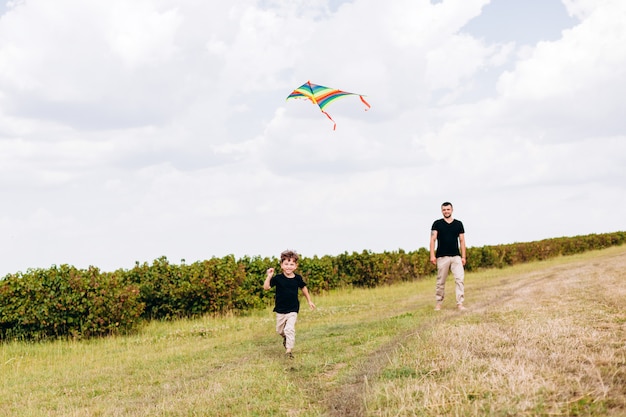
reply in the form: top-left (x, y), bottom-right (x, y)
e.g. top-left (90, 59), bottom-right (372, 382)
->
top-left (431, 219), bottom-right (465, 257)
top-left (270, 273), bottom-right (307, 314)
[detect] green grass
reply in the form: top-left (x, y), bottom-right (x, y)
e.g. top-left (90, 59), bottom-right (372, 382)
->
top-left (1, 246), bottom-right (625, 416)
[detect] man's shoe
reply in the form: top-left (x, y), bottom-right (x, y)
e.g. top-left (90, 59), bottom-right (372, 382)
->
top-left (286, 352), bottom-right (294, 359)
top-left (435, 303), bottom-right (442, 311)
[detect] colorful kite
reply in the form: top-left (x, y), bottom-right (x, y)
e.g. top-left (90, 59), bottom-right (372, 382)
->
top-left (286, 81), bottom-right (370, 130)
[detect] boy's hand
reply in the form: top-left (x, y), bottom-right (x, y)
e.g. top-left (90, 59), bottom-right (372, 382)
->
top-left (263, 267), bottom-right (275, 291)
top-left (308, 301), bottom-right (316, 310)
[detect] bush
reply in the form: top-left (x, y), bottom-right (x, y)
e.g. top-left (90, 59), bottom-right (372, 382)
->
top-left (1, 231), bottom-right (623, 340)
top-left (124, 255), bottom-right (247, 320)
top-left (0, 265), bottom-right (143, 341)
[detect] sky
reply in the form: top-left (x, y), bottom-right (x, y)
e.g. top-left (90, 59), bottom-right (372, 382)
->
top-left (1, 0), bottom-right (625, 275)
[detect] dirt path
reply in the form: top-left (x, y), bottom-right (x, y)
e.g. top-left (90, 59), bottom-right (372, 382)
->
top-left (321, 248), bottom-right (626, 416)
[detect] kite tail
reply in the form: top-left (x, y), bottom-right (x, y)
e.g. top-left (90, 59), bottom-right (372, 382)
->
top-left (322, 110), bottom-right (337, 130)
top-left (359, 95), bottom-right (371, 111)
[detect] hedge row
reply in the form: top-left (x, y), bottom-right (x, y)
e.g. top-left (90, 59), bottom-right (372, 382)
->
top-left (1, 232), bottom-right (624, 341)
top-left (464, 232), bottom-right (626, 269)
top-left (0, 265), bottom-right (143, 340)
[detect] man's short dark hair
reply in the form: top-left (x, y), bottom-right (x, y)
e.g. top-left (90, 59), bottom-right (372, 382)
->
top-left (442, 201), bottom-right (453, 208)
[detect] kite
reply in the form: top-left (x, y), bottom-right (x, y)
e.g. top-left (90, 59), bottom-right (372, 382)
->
top-left (286, 81), bottom-right (370, 130)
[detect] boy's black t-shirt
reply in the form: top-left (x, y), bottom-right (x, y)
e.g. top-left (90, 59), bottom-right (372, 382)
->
top-left (270, 273), bottom-right (306, 314)
top-left (431, 218), bottom-right (465, 257)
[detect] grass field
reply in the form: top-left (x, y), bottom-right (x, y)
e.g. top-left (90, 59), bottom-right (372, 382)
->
top-left (1, 246), bottom-right (624, 416)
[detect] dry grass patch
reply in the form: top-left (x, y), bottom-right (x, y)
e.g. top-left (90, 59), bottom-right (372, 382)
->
top-left (365, 248), bottom-right (626, 416)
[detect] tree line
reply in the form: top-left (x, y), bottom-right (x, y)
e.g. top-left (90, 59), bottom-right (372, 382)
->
top-left (1, 231), bottom-right (624, 341)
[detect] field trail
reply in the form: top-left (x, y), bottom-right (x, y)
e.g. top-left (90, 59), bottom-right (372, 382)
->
top-left (320, 248), bottom-right (626, 417)
top-left (2, 247), bottom-right (624, 416)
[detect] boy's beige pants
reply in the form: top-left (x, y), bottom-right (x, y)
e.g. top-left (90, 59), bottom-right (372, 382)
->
top-left (276, 312), bottom-right (298, 350)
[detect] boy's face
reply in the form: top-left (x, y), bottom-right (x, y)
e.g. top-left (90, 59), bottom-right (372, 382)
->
top-left (280, 258), bottom-right (298, 275)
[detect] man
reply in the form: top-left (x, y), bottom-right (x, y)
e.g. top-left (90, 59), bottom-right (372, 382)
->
top-left (430, 202), bottom-right (467, 311)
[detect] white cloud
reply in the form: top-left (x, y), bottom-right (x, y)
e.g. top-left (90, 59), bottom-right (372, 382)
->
top-left (561, 0), bottom-right (614, 20)
top-left (105, 3), bottom-right (182, 70)
top-left (494, 0), bottom-right (626, 141)
top-left (499, 2), bottom-right (626, 99)
top-left (0, 0), bottom-right (624, 275)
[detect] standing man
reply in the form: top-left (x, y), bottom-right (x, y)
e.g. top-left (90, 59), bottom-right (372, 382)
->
top-left (430, 202), bottom-right (467, 311)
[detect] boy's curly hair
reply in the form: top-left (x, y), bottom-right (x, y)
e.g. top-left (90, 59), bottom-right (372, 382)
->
top-left (280, 249), bottom-right (299, 263)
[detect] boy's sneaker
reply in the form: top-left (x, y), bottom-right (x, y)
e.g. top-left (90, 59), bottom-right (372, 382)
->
top-left (286, 352), bottom-right (294, 359)
top-left (435, 303), bottom-right (442, 311)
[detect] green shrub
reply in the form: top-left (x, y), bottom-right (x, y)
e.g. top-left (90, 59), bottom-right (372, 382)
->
top-left (0, 265), bottom-right (143, 341)
top-left (123, 255), bottom-right (249, 320)
top-left (1, 231), bottom-right (623, 340)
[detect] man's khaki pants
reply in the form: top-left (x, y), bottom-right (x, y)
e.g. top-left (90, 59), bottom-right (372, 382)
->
top-left (436, 256), bottom-right (465, 305)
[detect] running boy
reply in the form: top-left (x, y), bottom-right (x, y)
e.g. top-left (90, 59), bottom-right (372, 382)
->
top-left (263, 250), bottom-right (316, 359)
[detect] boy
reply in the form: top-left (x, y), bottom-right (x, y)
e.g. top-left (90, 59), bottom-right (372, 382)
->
top-left (263, 250), bottom-right (316, 359)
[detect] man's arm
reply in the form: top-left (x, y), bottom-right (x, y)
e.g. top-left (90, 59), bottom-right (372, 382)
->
top-left (429, 230), bottom-right (438, 265)
top-left (459, 233), bottom-right (466, 265)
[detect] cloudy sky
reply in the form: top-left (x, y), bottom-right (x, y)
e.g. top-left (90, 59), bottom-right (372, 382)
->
top-left (1, 0), bottom-right (624, 275)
